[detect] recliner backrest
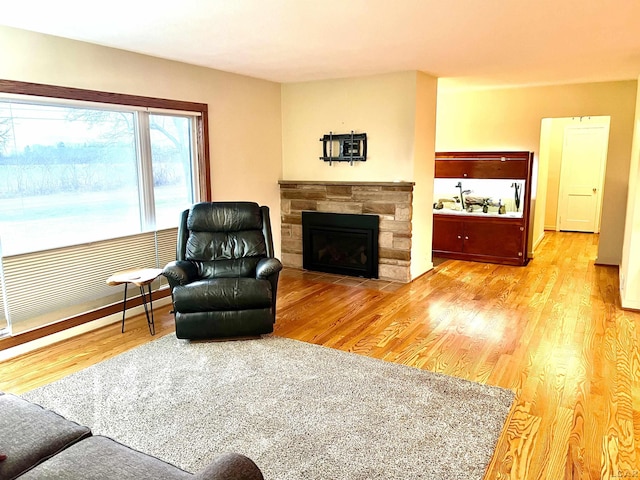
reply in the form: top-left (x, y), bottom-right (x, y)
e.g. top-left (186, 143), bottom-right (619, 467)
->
top-left (187, 202), bottom-right (264, 233)
top-left (183, 202), bottom-right (268, 279)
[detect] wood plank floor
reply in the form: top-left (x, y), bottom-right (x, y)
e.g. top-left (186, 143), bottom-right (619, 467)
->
top-left (1, 231), bottom-right (638, 479)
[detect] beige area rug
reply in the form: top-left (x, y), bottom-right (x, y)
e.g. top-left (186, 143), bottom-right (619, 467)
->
top-left (23, 334), bottom-right (514, 479)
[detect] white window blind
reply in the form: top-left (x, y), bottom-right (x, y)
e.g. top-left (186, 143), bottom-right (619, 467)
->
top-left (156, 228), bottom-right (179, 284)
top-left (0, 285), bottom-right (5, 327)
top-left (1, 227), bottom-right (177, 335)
top-left (0, 249), bottom-right (7, 335)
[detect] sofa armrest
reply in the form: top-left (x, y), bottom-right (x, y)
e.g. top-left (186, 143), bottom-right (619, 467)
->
top-left (256, 258), bottom-right (282, 280)
top-left (193, 453), bottom-right (264, 480)
top-left (162, 261), bottom-right (199, 289)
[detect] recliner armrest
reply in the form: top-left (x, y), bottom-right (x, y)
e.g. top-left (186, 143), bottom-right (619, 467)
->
top-left (162, 261), bottom-right (199, 289)
top-left (256, 258), bottom-right (282, 279)
top-left (193, 452), bottom-right (264, 480)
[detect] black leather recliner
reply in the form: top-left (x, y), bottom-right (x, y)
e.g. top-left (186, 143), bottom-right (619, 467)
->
top-left (162, 202), bottom-right (282, 340)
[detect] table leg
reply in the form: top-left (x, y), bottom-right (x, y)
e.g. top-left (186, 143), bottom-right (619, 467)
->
top-left (139, 284), bottom-right (156, 336)
top-left (121, 283), bottom-right (128, 333)
top-left (148, 283), bottom-right (156, 336)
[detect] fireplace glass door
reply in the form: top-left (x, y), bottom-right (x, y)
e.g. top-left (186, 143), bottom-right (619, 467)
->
top-left (302, 212), bottom-right (378, 278)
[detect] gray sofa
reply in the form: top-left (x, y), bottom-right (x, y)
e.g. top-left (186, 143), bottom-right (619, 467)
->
top-left (0, 392), bottom-right (264, 480)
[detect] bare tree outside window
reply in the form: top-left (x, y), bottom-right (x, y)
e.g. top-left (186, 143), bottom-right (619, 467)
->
top-left (149, 114), bottom-right (194, 228)
top-left (0, 101), bottom-right (197, 255)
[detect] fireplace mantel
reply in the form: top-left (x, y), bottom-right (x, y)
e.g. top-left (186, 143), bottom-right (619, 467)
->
top-left (278, 180), bottom-right (415, 188)
top-left (278, 180), bottom-right (414, 283)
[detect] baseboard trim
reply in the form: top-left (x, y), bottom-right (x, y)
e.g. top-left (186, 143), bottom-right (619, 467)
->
top-left (0, 296), bottom-right (172, 361)
top-left (620, 295), bottom-right (640, 311)
top-left (529, 231), bottom-right (546, 259)
top-left (594, 256), bottom-right (620, 266)
top-left (411, 261), bottom-right (434, 281)
top-left (0, 289), bottom-right (171, 356)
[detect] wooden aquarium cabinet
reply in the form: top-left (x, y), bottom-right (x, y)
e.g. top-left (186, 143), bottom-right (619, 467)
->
top-left (433, 151), bottom-right (533, 266)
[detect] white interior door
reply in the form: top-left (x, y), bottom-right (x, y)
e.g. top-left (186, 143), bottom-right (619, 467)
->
top-left (557, 122), bottom-right (610, 233)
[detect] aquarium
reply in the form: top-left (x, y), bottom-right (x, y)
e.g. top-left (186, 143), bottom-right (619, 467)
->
top-left (433, 178), bottom-right (525, 218)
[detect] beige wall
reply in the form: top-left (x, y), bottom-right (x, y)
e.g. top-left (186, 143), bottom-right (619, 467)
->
top-left (411, 72), bottom-right (438, 277)
top-left (0, 26), bottom-right (284, 256)
top-left (282, 72), bottom-right (419, 183)
top-left (620, 77), bottom-right (640, 309)
top-left (536, 118), bottom-right (552, 249)
top-left (543, 118), bottom-right (571, 230)
top-left (436, 81), bottom-right (637, 265)
top-left (281, 71), bottom-right (438, 279)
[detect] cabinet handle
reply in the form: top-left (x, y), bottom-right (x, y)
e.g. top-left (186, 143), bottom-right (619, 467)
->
top-left (464, 236), bottom-right (469, 240)
top-left (457, 235), bottom-right (462, 239)
top-left (463, 173), bottom-right (468, 177)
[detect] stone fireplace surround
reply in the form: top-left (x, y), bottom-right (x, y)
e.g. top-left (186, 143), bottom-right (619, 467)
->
top-left (279, 180), bottom-right (414, 283)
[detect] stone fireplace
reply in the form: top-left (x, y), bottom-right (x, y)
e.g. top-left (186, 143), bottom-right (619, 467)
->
top-left (279, 180), bottom-right (414, 283)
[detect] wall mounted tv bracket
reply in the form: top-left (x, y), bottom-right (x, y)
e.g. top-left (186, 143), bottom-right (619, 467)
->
top-left (319, 131), bottom-right (367, 165)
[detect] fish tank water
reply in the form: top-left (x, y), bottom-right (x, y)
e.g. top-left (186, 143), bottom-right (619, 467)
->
top-left (433, 178), bottom-right (525, 218)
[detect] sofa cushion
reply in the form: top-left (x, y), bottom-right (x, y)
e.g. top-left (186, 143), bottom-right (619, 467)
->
top-left (0, 394), bottom-right (91, 479)
top-left (173, 278), bottom-right (272, 312)
top-left (20, 435), bottom-right (192, 480)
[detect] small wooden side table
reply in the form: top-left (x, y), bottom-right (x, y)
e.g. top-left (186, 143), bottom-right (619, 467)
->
top-left (106, 268), bottom-right (163, 335)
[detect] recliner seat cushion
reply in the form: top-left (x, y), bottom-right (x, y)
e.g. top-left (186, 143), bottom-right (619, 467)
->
top-left (173, 278), bottom-right (272, 313)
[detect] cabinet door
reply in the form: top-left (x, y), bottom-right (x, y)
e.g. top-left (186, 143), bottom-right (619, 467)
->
top-left (433, 216), bottom-right (464, 253)
top-left (435, 159), bottom-right (528, 179)
top-left (463, 221), bottom-right (524, 259)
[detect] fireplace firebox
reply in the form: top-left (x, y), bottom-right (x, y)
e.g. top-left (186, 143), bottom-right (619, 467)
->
top-left (302, 211), bottom-right (379, 278)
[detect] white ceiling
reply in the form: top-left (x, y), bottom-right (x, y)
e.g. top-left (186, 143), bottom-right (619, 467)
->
top-left (2, 0), bottom-right (640, 88)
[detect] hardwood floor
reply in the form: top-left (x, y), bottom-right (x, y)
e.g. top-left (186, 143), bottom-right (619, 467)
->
top-left (1, 231), bottom-right (638, 479)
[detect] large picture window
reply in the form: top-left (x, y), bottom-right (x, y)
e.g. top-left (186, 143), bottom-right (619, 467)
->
top-left (0, 101), bottom-right (198, 255)
top-left (0, 80), bottom-right (210, 341)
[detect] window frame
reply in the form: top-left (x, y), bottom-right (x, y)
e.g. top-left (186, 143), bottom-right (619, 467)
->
top-left (0, 79), bottom-right (211, 202)
top-left (0, 79), bottom-right (211, 350)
